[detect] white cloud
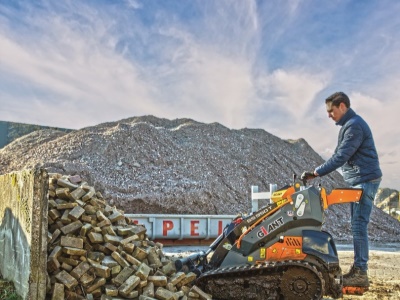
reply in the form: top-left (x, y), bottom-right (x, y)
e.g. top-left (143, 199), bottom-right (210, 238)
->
top-left (0, 1), bottom-right (261, 129)
top-left (159, 47), bottom-right (255, 128)
top-left (126, 0), bottom-right (142, 10)
top-left (0, 6), bottom-right (162, 127)
top-left (259, 69), bottom-right (328, 119)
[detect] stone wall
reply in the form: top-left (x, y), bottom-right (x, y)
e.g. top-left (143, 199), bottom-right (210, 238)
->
top-left (0, 168), bottom-right (48, 300)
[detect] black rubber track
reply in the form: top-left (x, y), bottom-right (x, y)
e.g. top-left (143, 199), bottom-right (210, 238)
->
top-left (196, 261), bottom-right (325, 300)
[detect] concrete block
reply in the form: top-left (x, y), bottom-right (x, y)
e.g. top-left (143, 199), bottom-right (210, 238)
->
top-left (179, 272), bottom-right (197, 286)
top-left (97, 218), bottom-right (111, 228)
top-left (80, 223), bottom-right (92, 237)
top-left (61, 209), bottom-right (71, 224)
top-left (84, 205), bottom-right (97, 215)
top-left (58, 256), bottom-right (79, 267)
top-left (120, 234), bottom-right (139, 245)
top-left (122, 243), bottom-right (135, 254)
top-left (174, 290), bottom-right (185, 298)
top-left (88, 259), bottom-right (111, 278)
top-left (60, 220), bottom-right (83, 235)
top-left (65, 290), bottom-right (85, 299)
top-left (88, 232), bottom-right (104, 244)
top-left (135, 262), bottom-right (151, 280)
top-left (81, 214), bottom-right (92, 223)
top-left (51, 282), bottom-right (65, 300)
top-left (113, 266), bottom-right (135, 286)
top-left (105, 284), bottom-right (119, 296)
top-left (79, 273), bottom-right (95, 287)
top-left (131, 225), bottom-right (147, 236)
top-left (188, 291), bottom-right (200, 298)
top-left (169, 272), bottom-right (185, 286)
top-left (103, 226), bottom-right (117, 236)
top-left (47, 246), bottom-right (62, 273)
top-left (57, 178), bottom-right (78, 189)
top-left (87, 251), bottom-right (105, 262)
top-left (56, 187), bottom-right (72, 200)
top-left (127, 290), bottom-right (139, 298)
top-left (62, 246), bottom-right (87, 256)
top-left (61, 236), bottom-right (84, 249)
top-left (161, 261), bottom-right (176, 276)
top-left (118, 275), bottom-right (140, 297)
top-left (155, 287), bottom-right (175, 300)
top-left (96, 210), bottom-right (108, 221)
top-left (87, 277), bottom-right (106, 294)
top-left (121, 251), bottom-right (141, 267)
top-left (104, 242), bottom-right (118, 252)
top-left (108, 210), bottom-right (124, 223)
top-left (111, 265), bottom-right (122, 277)
top-left (139, 296), bottom-right (157, 300)
top-left (133, 247), bottom-right (148, 260)
top-left (111, 251), bottom-right (130, 268)
top-left (142, 281), bottom-right (155, 297)
top-left (49, 209), bottom-right (61, 221)
top-left (117, 227), bottom-right (135, 236)
top-left (49, 229), bottom-right (62, 245)
top-left (61, 262), bottom-right (73, 272)
top-left (102, 256), bottom-right (118, 268)
top-left (148, 275), bottom-right (168, 287)
top-left (68, 175), bottom-right (82, 184)
top-left (70, 261), bottom-right (91, 280)
top-left (147, 247), bottom-right (162, 268)
top-left (70, 187), bottom-right (86, 201)
top-left (55, 270), bottom-right (79, 290)
top-left (68, 205), bottom-right (85, 221)
top-left (166, 282), bottom-right (176, 292)
top-left (190, 285), bottom-right (212, 300)
top-left (104, 234), bottom-right (122, 245)
top-left (82, 187), bottom-right (95, 201)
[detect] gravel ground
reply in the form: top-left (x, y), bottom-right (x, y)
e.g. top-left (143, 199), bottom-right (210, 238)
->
top-left (336, 251), bottom-right (400, 300)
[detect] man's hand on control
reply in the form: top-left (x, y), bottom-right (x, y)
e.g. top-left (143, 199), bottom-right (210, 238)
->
top-left (301, 171), bottom-right (318, 180)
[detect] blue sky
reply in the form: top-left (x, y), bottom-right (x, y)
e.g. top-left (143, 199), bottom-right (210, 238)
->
top-left (0, 0), bottom-right (399, 189)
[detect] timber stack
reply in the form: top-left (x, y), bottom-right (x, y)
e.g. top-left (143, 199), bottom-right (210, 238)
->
top-left (46, 173), bottom-right (212, 300)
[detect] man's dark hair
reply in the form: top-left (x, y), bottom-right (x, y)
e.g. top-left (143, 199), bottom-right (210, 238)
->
top-left (325, 92), bottom-right (351, 108)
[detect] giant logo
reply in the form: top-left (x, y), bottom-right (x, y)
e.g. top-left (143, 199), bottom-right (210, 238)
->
top-left (256, 217), bottom-right (284, 238)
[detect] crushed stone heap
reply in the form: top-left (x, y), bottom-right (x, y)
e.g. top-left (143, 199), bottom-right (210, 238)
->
top-left (47, 173), bottom-right (211, 300)
top-left (1, 115), bottom-right (399, 243)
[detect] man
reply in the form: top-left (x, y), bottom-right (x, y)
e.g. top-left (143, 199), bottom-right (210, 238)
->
top-left (301, 91), bottom-right (382, 288)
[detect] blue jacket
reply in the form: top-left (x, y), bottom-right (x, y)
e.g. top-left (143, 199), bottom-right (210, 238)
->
top-left (315, 108), bottom-right (382, 186)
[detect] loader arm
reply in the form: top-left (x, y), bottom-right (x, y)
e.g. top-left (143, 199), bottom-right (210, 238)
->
top-left (321, 188), bottom-right (363, 209)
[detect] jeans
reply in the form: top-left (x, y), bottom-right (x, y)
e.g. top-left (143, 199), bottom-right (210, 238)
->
top-left (351, 179), bottom-right (381, 271)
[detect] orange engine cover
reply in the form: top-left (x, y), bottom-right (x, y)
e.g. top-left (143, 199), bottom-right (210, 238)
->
top-left (260, 236), bottom-right (307, 262)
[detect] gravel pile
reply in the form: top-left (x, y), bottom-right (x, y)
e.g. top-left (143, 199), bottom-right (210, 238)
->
top-left (0, 115), bottom-right (399, 243)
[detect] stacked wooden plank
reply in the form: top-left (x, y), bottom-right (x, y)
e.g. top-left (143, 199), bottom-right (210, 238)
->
top-left (47, 174), bottom-right (212, 300)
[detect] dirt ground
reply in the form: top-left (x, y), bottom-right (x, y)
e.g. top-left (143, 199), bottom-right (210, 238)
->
top-left (1, 250), bottom-right (398, 299)
top-left (329, 251), bottom-right (400, 300)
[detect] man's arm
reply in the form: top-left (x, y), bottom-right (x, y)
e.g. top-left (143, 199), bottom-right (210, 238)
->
top-left (315, 122), bottom-right (364, 177)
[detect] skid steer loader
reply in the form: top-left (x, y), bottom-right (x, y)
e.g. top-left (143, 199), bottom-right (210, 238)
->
top-left (176, 176), bottom-right (367, 299)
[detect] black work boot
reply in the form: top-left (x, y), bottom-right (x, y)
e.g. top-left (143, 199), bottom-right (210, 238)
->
top-left (342, 267), bottom-right (369, 287)
top-left (343, 264), bottom-right (355, 279)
